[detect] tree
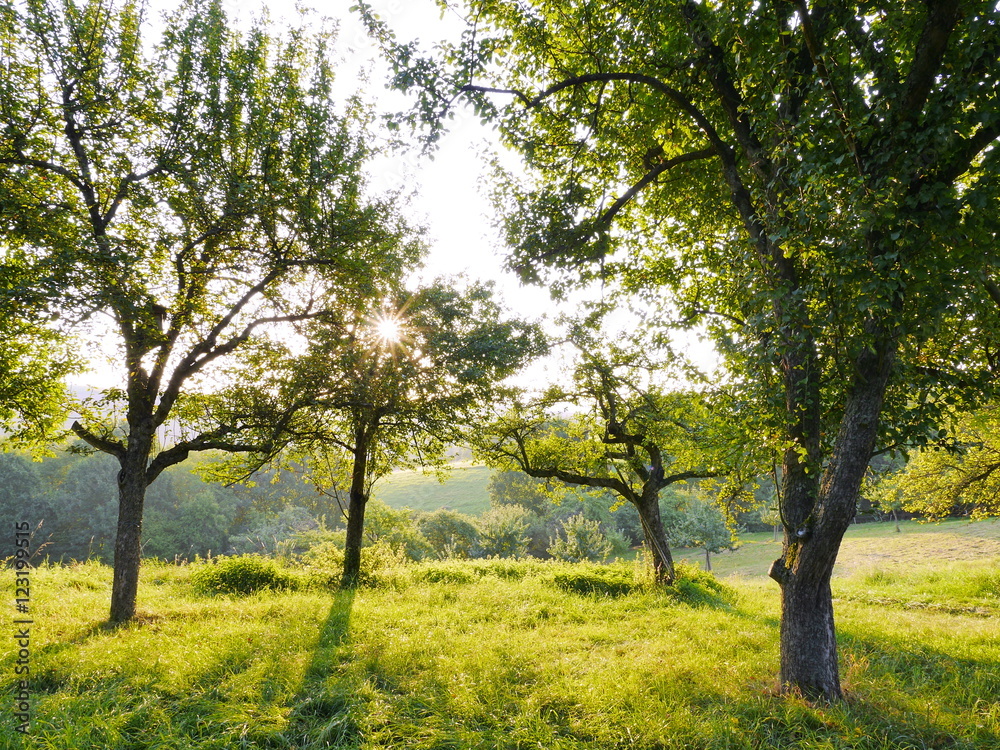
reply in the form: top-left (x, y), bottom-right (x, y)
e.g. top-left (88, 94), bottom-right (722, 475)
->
top-left (671, 495), bottom-right (738, 573)
top-left (275, 280), bottom-right (544, 586)
top-left (1, 0), bottom-right (418, 622)
top-left (474, 334), bottom-right (752, 583)
top-left (373, 0), bottom-right (1000, 699)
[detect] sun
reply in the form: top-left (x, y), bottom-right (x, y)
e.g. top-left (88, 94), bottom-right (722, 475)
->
top-left (374, 315), bottom-right (403, 344)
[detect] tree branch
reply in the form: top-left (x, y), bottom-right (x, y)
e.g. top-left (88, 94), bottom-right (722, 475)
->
top-left (70, 420), bottom-right (126, 461)
top-left (896, 0), bottom-right (963, 125)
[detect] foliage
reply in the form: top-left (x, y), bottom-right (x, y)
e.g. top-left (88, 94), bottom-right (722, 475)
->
top-left (0, 452), bottom-right (51, 559)
top-left (547, 512), bottom-right (613, 563)
top-left (301, 539), bottom-right (409, 589)
top-left (873, 409), bottom-right (1000, 521)
top-left (477, 503), bottom-right (531, 558)
top-left (487, 469), bottom-right (554, 515)
top-left (416, 507), bottom-right (482, 559)
top-left (190, 555), bottom-right (299, 596)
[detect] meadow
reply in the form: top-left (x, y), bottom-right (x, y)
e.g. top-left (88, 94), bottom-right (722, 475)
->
top-left (1, 520), bottom-right (998, 750)
top-left (374, 464), bottom-right (492, 516)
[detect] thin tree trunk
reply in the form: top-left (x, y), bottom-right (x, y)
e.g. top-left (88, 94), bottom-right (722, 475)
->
top-left (341, 422), bottom-right (371, 589)
top-left (704, 548), bottom-right (711, 572)
top-left (110, 421), bottom-right (154, 624)
top-left (634, 491), bottom-right (675, 584)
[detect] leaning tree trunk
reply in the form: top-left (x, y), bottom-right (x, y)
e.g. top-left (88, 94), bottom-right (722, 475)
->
top-left (634, 491), bottom-right (676, 584)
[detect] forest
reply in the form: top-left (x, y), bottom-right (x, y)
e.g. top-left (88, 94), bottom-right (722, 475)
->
top-left (1, 0), bottom-right (999, 744)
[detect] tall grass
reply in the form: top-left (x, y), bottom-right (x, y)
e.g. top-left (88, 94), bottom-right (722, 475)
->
top-left (2, 542), bottom-right (998, 749)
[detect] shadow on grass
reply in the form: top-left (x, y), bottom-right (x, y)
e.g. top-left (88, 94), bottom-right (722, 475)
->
top-left (282, 589), bottom-right (361, 748)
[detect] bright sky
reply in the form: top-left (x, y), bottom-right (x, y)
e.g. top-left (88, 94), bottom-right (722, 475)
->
top-left (74, 0), bottom-right (716, 389)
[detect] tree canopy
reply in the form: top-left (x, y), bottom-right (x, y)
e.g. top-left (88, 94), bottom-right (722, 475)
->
top-left (371, 0), bottom-right (1000, 699)
top-left (262, 278), bottom-right (546, 585)
top-left (0, 0), bottom-right (420, 621)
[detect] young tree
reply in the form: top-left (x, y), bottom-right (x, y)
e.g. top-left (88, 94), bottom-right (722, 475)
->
top-left (373, 0), bottom-right (1000, 699)
top-left (1, 0), bottom-right (418, 622)
top-left (671, 496), bottom-right (738, 573)
top-left (273, 280), bottom-right (544, 586)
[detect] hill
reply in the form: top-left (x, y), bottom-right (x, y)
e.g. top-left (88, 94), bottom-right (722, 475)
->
top-left (373, 463), bottom-right (492, 515)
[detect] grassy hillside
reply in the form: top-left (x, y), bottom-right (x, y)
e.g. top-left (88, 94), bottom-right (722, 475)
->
top-left (373, 463), bottom-right (492, 515)
top-left (675, 517), bottom-right (1000, 577)
top-left (2, 521), bottom-right (998, 749)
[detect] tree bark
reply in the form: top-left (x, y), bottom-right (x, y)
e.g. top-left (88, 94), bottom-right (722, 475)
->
top-left (635, 490), bottom-right (675, 584)
top-left (109, 412), bottom-right (155, 623)
top-left (341, 422), bottom-right (372, 589)
top-left (704, 548), bottom-right (711, 572)
top-left (110, 464), bottom-right (146, 623)
top-left (778, 570), bottom-right (840, 700)
top-left (770, 327), bottom-right (896, 700)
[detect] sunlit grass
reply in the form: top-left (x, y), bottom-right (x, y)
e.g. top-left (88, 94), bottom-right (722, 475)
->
top-left (3, 529), bottom-right (998, 749)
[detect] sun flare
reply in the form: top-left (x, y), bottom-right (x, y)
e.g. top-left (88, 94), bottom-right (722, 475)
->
top-left (374, 316), bottom-right (403, 344)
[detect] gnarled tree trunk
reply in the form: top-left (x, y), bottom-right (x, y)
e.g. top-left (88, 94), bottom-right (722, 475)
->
top-left (634, 490), bottom-right (675, 584)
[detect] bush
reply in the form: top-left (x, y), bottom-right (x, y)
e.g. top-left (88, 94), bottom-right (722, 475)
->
top-left (190, 555), bottom-right (299, 596)
top-left (302, 540), bottom-right (408, 589)
top-left (547, 513), bottom-right (613, 563)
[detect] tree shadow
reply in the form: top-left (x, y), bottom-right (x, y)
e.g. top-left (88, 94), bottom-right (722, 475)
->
top-left (281, 589), bottom-right (361, 747)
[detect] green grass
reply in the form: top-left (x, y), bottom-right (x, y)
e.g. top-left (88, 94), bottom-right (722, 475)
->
top-left (373, 463), bottom-right (492, 515)
top-left (3, 523), bottom-right (999, 749)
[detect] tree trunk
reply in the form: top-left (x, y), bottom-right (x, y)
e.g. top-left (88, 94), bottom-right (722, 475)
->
top-left (341, 422), bottom-right (372, 589)
top-left (704, 548), bottom-right (711, 572)
top-left (778, 570), bottom-right (841, 700)
top-left (634, 491), bottom-right (675, 584)
top-left (110, 464), bottom-right (146, 623)
top-left (110, 416), bottom-right (155, 624)
top-left (770, 330), bottom-right (896, 700)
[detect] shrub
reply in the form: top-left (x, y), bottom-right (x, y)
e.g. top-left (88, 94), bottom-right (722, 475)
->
top-left (190, 555), bottom-right (299, 596)
top-left (547, 513), bottom-right (613, 563)
top-left (302, 540), bottom-right (408, 589)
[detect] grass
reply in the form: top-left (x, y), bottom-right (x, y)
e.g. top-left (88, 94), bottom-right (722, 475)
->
top-left (2, 521), bottom-right (999, 749)
top-left (373, 463), bottom-right (492, 515)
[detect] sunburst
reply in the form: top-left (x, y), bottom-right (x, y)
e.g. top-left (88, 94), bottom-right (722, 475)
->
top-left (374, 315), bottom-right (403, 344)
